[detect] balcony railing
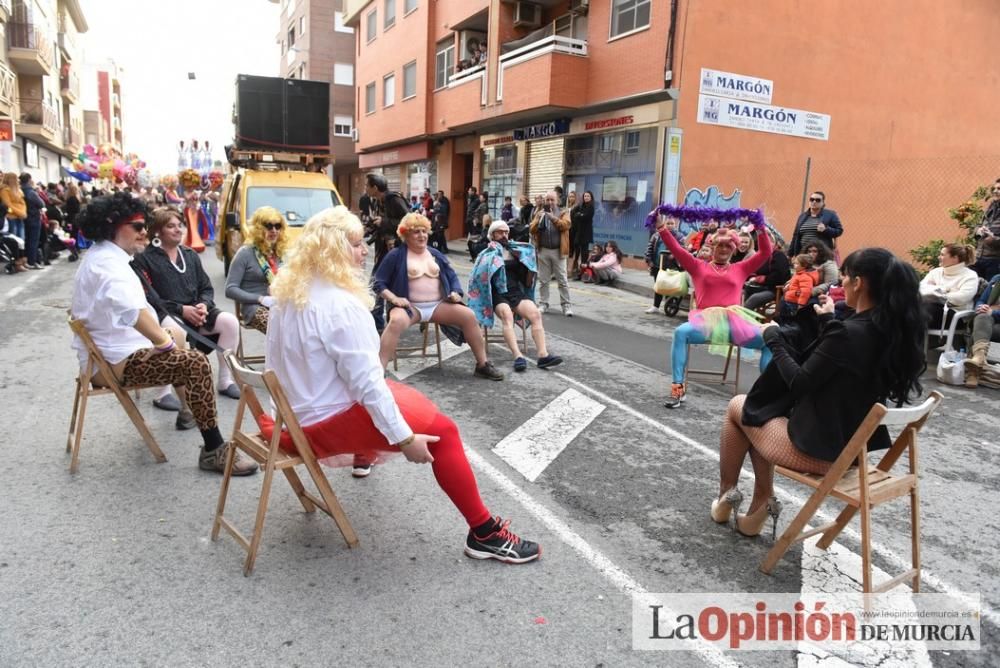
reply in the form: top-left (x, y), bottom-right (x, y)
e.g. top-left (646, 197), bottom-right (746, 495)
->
top-left (447, 62), bottom-right (487, 107)
top-left (497, 35), bottom-right (587, 101)
top-left (63, 125), bottom-right (81, 148)
top-left (8, 21), bottom-right (56, 71)
top-left (60, 68), bottom-right (80, 100)
top-left (0, 61), bottom-right (15, 108)
top-left (18, 97), bottom-right (60, 134)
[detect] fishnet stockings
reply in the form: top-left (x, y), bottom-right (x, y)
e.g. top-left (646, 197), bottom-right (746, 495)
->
top-left (719, 395), bottom-right (832, 513)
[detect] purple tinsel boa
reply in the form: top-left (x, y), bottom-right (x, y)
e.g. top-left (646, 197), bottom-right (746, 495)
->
top-left (644, 204), bottom-right (766, 231)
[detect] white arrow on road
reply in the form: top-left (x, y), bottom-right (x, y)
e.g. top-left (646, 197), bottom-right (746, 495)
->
top-left (493, 388), bottom-right (605, 482)
top-left (798, 536), bottom-right (931, 667)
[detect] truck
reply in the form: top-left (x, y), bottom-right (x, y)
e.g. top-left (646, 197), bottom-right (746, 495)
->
top-left (216, 74), bottom-right (344, 274)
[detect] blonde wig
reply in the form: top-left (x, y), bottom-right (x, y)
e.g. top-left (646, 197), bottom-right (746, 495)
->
top-left (396, 211), bottom-right (432, 238)
top-left (271, 206), bottom-right (374, 310)
top-left (246, 206), bottom-right (289, 258)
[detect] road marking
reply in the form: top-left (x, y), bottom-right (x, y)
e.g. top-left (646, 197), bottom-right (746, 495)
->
top-left (798, 537), bottom-right (931, 667)
top-left (493, 388), bottom-right (605, 481)
top-left (1, 265), bottom-right (50, 303)
top-left (554, 371), bottom-right (1000, 627)
top-left (463, 445), bottom-right (742, 668)
top-left (391, 337), bottom-right (467, 380)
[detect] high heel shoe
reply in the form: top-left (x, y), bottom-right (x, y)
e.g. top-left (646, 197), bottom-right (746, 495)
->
top-left (736, 496), bottom-right (783, 538)
top-left (710, 488), bottom-right (743, 528)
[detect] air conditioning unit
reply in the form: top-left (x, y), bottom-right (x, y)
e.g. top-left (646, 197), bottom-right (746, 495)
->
top-left (569, 0), bottom-right (589, 15)
top-left (351, 128), bottom-right (359, 142)
top-left (513, 2), bottom-right (542, 29)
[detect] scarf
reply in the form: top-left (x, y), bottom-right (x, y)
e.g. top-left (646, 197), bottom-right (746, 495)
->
top-left (253, 246), bottom-right (279, 284)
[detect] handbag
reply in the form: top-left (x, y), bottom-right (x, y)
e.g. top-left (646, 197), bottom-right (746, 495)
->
top-left (935, 349), bottom-right (965, 386)
top-left (655, 268), bottom-right (688, 296)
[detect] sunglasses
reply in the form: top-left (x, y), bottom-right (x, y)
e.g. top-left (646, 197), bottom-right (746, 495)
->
top-left (128, 222), bottom-right (146, 233)
top-left (263, 223), bottom-right (284, 231)
top-left (809, 197), bottom-right (823, 203)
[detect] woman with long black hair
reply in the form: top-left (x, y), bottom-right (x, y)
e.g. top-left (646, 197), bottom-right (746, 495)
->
top-left (712, 248), bottom-right (926, 537)
top-left (569, 191), bottom-right (595, 279)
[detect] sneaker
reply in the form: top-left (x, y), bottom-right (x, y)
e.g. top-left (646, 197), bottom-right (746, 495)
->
top-left (465, 516), bottom-right (541, 564)
top-left (513, 357), bottom-right (528, 372)
top-left (537, 354), bottom-right (563, 369)
top-left (27, 263), bottom-right (41, 270)
top-left (664, 382), bottom-right (686, 409)
top-left (538, 303), bottom-right (549, 314)
top-left (218, 383), bottom-right (241, 400)
top-left (562, 306), bottom-right (574, 317)
top-left (474, 360), bottom-right (504, 381)
top-left (152, 394), bottom-right (182, 412)
top-left (175, 408), bottom-right (197, 431)
top-left (644, 305), bottom-right (659, 314)
top-left (352, 456), bottom-right (373, 478)
top-left (199, 444), bottom-right (258, 476)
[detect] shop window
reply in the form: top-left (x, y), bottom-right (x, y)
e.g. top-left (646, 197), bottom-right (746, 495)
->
top-left (610, 0), bottom-right (651, 39)
top-left (435, 38), bottom-right (455, 89)
top-left (598, 134), bottom-right (618, 152)
top-left (383, 72), bottom-right (395, 107)
top-left (334, 63), bottom-right (354, 86)
top-left (384, 0), bottom-right (395, 30)
top-left (402, 61), bottom-right (417, 99)
top-left (625, 131), bottom-right (641, 154)
top-left (333, 115), bottom-right (353, 137)
top-left (366, 8), bottom-right (377, 42)
top-left (365, 82), bottom-right (376, 114)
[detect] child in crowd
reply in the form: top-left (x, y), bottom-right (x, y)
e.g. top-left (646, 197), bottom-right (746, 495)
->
top-left (781, 253), bottom-right (817, 317)
top-left (580, 243), bottom-right (604, 283)
top-left (500, 196), bottom-right (513, 222)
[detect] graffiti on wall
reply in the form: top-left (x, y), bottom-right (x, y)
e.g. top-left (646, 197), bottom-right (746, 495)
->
top-left (677, 186), bottom-right (742, 235)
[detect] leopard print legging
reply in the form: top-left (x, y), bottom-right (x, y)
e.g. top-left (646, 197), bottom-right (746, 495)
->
top-left (121, 348), bottom-right (217, 429)
top-left (719, 395), bottom-right (831, 514)
top-left (246, 307), bottom-right (269, 334)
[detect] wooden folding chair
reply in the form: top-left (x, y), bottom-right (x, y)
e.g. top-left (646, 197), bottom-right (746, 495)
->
top-left (234, 303), bottom-right (265, 367)
top-left (760, 391), bottom-right (944, 593)
top-left (686, 342), bottom-right (742, 394)
top-left (212, 352), bottom-right (359, 576)
top-left (483, 320), bottom-right (530, 352)
top-left (67, 318), bottom-right (167, 473)
top-left (391, 322), bottom-right (443, 372)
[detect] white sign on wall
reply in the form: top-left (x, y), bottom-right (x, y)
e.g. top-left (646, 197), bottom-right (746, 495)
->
top-left (697, 94), bottom-right (831, 142)
top-left (700, 68), bottom-right (773, 104)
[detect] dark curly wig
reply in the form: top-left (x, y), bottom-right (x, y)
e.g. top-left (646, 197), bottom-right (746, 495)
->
top-left (79, 193), bottom-right (150, 242)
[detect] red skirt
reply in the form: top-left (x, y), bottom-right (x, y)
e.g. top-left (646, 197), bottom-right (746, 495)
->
top-left (259, 380), bottom-right (440, 468)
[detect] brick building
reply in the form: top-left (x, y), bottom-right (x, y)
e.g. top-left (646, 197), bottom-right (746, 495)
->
top-left (276, 0), bottom-right (362, 205)
top-left (344, 0), bottom-right (999, 259)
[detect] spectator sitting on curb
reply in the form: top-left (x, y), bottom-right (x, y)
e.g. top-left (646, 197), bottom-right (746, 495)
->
top-left (589, 241), bottom-right (623, 285)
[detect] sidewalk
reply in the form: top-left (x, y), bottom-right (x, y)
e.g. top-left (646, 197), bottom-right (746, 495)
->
top-left (446, 239), bottom-right (656, 300)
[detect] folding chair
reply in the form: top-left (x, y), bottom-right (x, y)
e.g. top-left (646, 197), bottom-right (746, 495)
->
top-left (483, 320), bottom-right (530, 352)
top-left (234, 303), bottom-right (265, 367)
top-left (392, 322), bottom-right (443, 372)
top-left (212, 352), bottom-right (359, 576)
top-left (760, 391), bottom-right (944, 593)
top-left (66, 318), bottom-right (167, 473)
top-left (686, 343), bottom-right (742, 394)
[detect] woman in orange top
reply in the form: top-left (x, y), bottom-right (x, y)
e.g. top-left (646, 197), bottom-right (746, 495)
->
top-left (1, 172), bottom-right (27, 241)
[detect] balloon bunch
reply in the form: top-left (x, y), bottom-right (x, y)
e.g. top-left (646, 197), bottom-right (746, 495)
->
top-left (68, 143), bottom-right (148, 185)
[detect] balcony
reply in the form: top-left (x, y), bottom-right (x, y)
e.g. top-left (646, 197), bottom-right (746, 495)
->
top-left (17, 97), bottom-right (59, 143)
top-left (0, 61), bottom-right (15, 115)
top-left (495, 35), bottom-right (588, 115)
top-left (435, 65), bottom-right (489, 130)
top-left (0, 0), bottom-right (11, 23)
top-left (8, 22), bottom-right (55, 76)
top-left (60, 68), bottom-right (80, 103)
top-left (62, 125), bottom-right (81, 153)
top-left (58, 30), bottom-right (77, 61)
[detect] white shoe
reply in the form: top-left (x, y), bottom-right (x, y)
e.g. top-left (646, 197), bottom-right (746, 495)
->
top-left (539, 304), bottom-right (549, 314)
top-left (644, 305), bottom-right (659, 314)
top-left (562, 307), bottom-right (573, 317)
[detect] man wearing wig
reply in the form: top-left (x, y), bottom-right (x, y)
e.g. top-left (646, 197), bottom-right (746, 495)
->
top-left (263, 206), bottom-right (541, 563)
top-left (650, 206), bottom-right (774, 408)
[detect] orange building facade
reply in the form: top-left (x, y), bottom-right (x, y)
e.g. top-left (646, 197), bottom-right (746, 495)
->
top-left (345, 0), bottom-right (1000, 260)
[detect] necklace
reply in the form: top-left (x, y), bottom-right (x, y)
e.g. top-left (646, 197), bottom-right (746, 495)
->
top-left (710, 262), bottom-right (730, 275)
top-left (167, 248), bottom-right (187, 274)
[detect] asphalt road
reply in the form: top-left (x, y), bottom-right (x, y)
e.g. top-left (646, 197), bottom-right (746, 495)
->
top-left (0, 248), bottom-right (995, 667)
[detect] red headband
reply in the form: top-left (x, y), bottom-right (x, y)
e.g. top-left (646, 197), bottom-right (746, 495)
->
top-left (123, 213), bottom-right (146, 224)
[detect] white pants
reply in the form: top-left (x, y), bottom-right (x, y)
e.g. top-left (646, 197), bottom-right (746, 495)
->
top-left (536, 247), bottom-right (571, 309)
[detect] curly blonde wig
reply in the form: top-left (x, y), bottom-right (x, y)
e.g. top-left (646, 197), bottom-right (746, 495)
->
top-left (396, 212), bottom-right (432, 238)
top-left (246, 206), bottom-right (289, 258)
top-left (271, 206), bottom-right (374, 310)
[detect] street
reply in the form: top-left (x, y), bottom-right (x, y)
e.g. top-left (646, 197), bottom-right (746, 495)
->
top-left (0, 247), bottom-right (996, 668)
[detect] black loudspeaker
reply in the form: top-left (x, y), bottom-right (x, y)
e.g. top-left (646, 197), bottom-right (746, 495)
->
top-left (285, 79), bottom-right (329, 150)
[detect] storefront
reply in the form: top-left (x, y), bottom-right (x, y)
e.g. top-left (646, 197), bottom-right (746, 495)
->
top-left (478, 101), bottom-right (676, 256)
top-left (358, 141), bottom-right (438, 204)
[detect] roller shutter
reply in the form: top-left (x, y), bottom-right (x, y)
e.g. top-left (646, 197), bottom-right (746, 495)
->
top-left (526, 138), bottom-right (565, 200)
top-left (382, 165), bottom-right (403, 194)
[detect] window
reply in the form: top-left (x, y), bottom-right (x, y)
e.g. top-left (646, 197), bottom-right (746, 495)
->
top-left (434, 38), bottom-right (455, 89)
top-left (333, 115), bottom-right (353, 137)
top-left (280, 39), bottom-right (286, 54)
top-left (383, 0), bottom-right (395, 29)
top-left (298, 62), bottom-right (307, 80)
top-left (335, 11), bottom-right (353, 33)
top-left (365, 82), bottom-right (376, 114)
top-left (402, 61), bottom-right (417, 99)
top-left (610, 0), bottom-right (651, 38)
top-left (334, 63), bottom-right (354, 86)
top-left (383, 73), bottom-right (395, 107)
top-left (625, 131), bottom-right (641, 154)
top-left (404, 0), bottom-right (417, 14)
top-left (299, 16), bottom-right (305, 35)
top-left (287, 25), bottom-right (295, 47)
top-left (366, 8), bottom-right (377, 42)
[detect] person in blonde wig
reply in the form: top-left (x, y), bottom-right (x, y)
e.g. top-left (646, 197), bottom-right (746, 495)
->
top-left (264, 206), bottom-right (541, 563)
top-left (225, 206), bottom-right (288, 333)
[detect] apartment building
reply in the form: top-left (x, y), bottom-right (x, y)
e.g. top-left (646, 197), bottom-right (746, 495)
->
top-left (1, 0), bottom-right (89, 184)
top-left (277, 0), bottom-right (362, 206)
top-left (344, 0), bottom-right (1000, 260)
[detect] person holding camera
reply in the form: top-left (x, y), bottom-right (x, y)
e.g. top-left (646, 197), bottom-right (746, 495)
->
top-left (529, 190), bottom-right (573, 317)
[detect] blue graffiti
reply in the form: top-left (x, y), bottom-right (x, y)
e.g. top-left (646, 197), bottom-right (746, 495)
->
top-left (678, 186), bottom-right (743, 236)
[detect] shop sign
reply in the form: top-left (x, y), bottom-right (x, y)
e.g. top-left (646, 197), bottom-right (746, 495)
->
top-left (513, 118), bottom-right (570, 141)
top-left (358, 141), bottom-right (431, 169)
top-left (483, 135), bottom-right (514, 147)
top-left (700, 68), bottom-right (773, 105)
top-left (697, 94), bottom-right (830, 142)
top-left (583, 115), bottom-right (634, 132)
top-left (0, 119), bottom-right (14, 142)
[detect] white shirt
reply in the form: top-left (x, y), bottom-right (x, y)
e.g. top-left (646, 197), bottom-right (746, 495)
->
top-left (265, 279), bottom-right (411, 443)
top-left (71, 241), bottom-right (157, 371)
top-left (918, 263), bottom-right (980, 311)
